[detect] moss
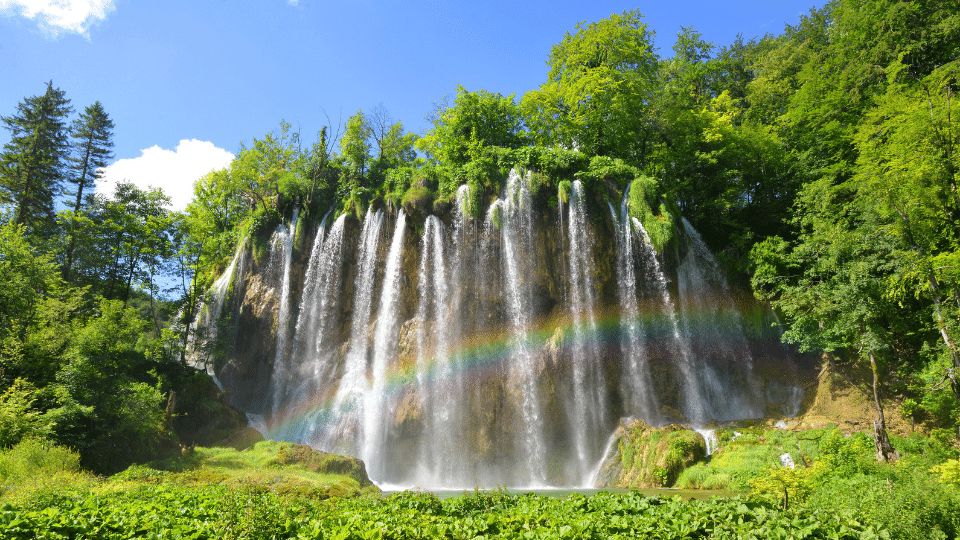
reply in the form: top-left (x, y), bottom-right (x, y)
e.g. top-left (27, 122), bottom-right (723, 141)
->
top-left (527, 170), bottom-right (550, 197)
top-left (607, 421), bottom-right (706, 488)
top-left (627, 176), bottom-right (678, 255)
top-left (489, 203), bottom-right (503, 230)
top-left (401, 185), bottom-right (435, 219)
top-left (558, 180), bottom-right (572, 205)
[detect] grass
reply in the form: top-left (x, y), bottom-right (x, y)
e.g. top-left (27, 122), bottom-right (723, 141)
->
top-left (140, 440), bottom-right (376, 497)
top-left (675, 427), bottom-right (831, 491)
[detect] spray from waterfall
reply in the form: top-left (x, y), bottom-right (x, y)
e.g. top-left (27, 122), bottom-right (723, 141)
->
top-left (563, 180), bottom-right (607, 479)
top-left (324, 208), bottom-right (384, 456)
top-left (634, 218), bottom-right (707, 424)
top-left (608, 192), bottom-right (658, 423)
top-left (677, 217), bottom-right (764, 420)
top-left (363, 210), bottom-right (407, 481)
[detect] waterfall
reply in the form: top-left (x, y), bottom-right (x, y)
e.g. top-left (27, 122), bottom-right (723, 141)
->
top-left (363, 210), bottom-right (407, 481)
top-left (563, 180), bottom-right (607, 479)
top-left (188, 238), bottom-right (246, 383)
top-left (221, 177), bottom-right (805, 490)
top-left (676, 218), bottom-right (764, 420)
top-left (295, 213), bottom-right (346, 397)
top-left (265, 212), bottom-right (348, 443)
top-left (493, 170), bottom-right (547, 486)
top-left (266, 209), bottom-right (299, 416)
top-left (324, 208), bottom-right (385, 456)
top-left (415, 215), bottom-right (459, 483)
top-left (634, 218), bottom-right (707, 424)
top-left (608, 194), bottom-right (658, 423)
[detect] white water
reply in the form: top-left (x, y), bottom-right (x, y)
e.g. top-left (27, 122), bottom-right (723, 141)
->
top-left (564, 180), bottom-right (607, 479)
top-left (607, 192), bottom-right (658, 423)
top-left (363, 210), bottom-right (407, 481)
top-left (187, 238), bottom-right (247, 389)
top-left (324, 208), bottom-right (385, 456)
top-left (634, 218), bottom-right (707, 424)
top-left (415, 215), bottom-right (458, 483)
top-left (676, 217), bottom-right (764, 420)
top-left (694, 428), bottom-right (718, 456)
top-left (268, 209), bottom-right (299, 416)
top-left (494, 170), bottom-right (547, 486)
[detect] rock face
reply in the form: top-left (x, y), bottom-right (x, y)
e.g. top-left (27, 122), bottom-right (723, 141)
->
top-left (198, 173), bottom-right (809, 488)
top-left (594, 420), bottom-right (707, 488)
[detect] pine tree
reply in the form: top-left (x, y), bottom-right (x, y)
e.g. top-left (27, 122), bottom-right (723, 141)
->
top-left (0, 81), bottom-right (73, 235)
top-left (67, 101), bottom-right (114, 214)
top-left (62, 101), bottom-right (114, 280)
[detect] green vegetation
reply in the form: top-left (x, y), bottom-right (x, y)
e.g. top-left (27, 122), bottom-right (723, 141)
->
top-left (0, 438), bottom-right (890, 540)
top-left (602, 421), bottom-right (706, 488)
top-left (0, 0), bottom-right (958, 536)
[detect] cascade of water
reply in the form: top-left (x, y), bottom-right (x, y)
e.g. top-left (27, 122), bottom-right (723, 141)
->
top-left (586, 428), bottom-right (621, 488)
top-left (493, 169), bottom-right (547, 486)
top-left (188, 238), bottom-right (246, 382)
top-left (634, 218), bottom-right (707, 424)
top-left (363, 210), bottom-right (407, 481)
top-left (564, 180), bottom-right (607, 479)
top-left (299, 214), bottom-right (346, 393)
top-left (415, 215), bottom-right (458, 483)
top-left (268, 209), bottom-right (299, 416)
top-left (607, 194), bottom-right (658, 423)
top-left (274, 212), bottom-right (347, 443)
top-left (268, 209), bottom-right (332, 416)
top-left (323, 208), bottom-right (384, 456)
top-left (694, 427), bottom-right (718, 456)
top-left (676, 217), bottom-right (763, 420)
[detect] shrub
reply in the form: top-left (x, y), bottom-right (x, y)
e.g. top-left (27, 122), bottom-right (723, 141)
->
top-left (0, 379), bottom-right (50, 448)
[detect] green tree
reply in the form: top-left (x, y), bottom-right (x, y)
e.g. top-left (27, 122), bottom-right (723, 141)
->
top-left (0, 221), bottom-right (82, 386)
top-left (66, 102), bottom-right (114, 215)
top-left (69, 181), bottom-right (175, 304)
top-left (521, 9), bottom-right (658, 160)
top-left (852, 60), bottom-right (960, 402)
top-left (0, 81), bottom-right (73, 236)
top-left (339, 110), bottom-right (372, 187)
top-left (62, 101), bottom-right (114, 280)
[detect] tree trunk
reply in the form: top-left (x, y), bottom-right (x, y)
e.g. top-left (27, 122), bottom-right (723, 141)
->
top-left (869, 350), bottom-right (899, 463)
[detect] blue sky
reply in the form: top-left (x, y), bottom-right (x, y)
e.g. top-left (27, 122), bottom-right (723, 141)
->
top-left (1, 0), bottom-right (822, 211)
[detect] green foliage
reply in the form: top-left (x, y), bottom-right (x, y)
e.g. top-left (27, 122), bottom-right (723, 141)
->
top-left (626, 176), bottom-right (677, 254)
top-left (931, 459), bottom-right (960, 486)
top-left (0, 379), bottom-right (50, 448)
top-left (0, 482), bottom-right (889, 539)
top-left (401, 185), bottom-right (434, 218)
top-left (522, 9), bottom-right (658, 159)
top-left (418, 86), bottom-right (527, 169)
top-left (0, 81), bottom-right (73, 238)
top-left (749, 461), bottom-right (825, 508)
top-left (0, 438), bottom-right (80, 487)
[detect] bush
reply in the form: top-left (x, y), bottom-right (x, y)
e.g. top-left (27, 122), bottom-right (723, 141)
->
top-left (0, 379), bottom-right (50, 448)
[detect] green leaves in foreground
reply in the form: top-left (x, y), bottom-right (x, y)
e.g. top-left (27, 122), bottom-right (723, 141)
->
top-left (0, 486), bottom-right (888, 539)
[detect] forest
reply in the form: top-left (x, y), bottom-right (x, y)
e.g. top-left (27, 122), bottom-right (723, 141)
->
top-left (1, 0), bottom-right (959, 537)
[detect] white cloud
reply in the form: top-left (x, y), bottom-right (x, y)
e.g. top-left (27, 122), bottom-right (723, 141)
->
top-left (97, 139), bottom-right (234, 212)
top-left (287, 0), bottom-right (299, 6)
top-left (0, 0), bottom-right (115, 36)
